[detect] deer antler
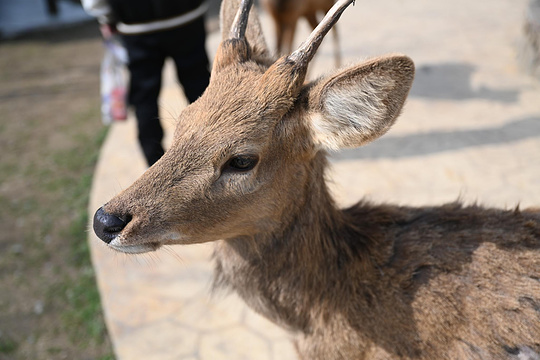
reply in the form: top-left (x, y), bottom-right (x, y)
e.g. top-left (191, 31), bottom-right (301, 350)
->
top-left (213, 0), bottom-right (255, 72)
top-left (257, 0), bottom-right (355, 118)
top-left (229, 0), bottom-right (254, 40)
top-left (289, 0), bottom-right (355, 67)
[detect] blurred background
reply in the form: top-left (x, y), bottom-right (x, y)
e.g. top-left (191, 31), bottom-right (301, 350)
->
top-left (1, 0), bottom-right (539, 359)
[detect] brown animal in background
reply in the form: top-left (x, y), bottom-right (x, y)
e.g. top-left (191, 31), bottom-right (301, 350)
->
top-left (93, 0), bottom-right (540, 358)
top-left (261, 0), bottom-right (342, 66)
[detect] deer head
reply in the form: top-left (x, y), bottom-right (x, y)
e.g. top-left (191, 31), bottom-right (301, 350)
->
top-left (93, 0), bottom-right (415, 254)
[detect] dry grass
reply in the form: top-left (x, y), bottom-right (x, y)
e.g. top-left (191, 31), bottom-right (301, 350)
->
top-left (0, 22), bottom-right (114, 359)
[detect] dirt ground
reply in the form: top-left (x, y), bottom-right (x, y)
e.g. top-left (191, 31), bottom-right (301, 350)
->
top-left (0, 22), bottom-right (113, 359)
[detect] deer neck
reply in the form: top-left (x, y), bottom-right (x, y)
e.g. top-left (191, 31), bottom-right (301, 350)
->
top-left (213, 152), bottom-right (383, 332)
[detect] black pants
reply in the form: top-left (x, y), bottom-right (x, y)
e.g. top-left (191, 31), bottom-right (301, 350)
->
top-left (122, 17), bottom-right (210, 166)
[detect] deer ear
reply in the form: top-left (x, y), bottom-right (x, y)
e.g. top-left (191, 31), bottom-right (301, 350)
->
top-left (306, 55), bottom-right (415, 150)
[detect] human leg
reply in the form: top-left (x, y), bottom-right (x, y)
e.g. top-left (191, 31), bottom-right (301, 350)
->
top-left (123, 34), bottom-right (165, 166)
top-left (165, 18), bottom-right (210, 103)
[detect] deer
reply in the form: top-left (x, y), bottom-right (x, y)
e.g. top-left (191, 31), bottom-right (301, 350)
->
top-left (92, 0), bottom-right (540, 358)
top-left (260, 0), bottom-right (342, 67)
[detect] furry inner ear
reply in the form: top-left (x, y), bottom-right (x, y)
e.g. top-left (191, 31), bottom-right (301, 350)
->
top-left (307, 55), bottom-right (415, 150)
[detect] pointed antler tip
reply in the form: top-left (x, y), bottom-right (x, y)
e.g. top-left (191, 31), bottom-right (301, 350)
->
top-left (229, 0), bottom-right (254, 40)
top-left (288, 0), bottom-right (356, 66)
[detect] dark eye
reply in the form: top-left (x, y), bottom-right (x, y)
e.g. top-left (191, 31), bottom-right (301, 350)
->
top-left (225, 155), bottom-right (259, 172)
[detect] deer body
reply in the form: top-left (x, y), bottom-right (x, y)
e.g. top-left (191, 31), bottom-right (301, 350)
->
top-left (93, 0), bottom-right (540, 358)
top-left (261, 0), bottom-right (341, 66)
top-left (214, 195), bottom-right (540, 359)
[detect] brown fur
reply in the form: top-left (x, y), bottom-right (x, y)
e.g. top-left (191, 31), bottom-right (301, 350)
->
top-left (95, 0), bottom-right (540, 358)
top-left (261, 0), bottom-right (342, 66)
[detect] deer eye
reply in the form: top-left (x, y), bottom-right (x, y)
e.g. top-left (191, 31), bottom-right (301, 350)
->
top-left (225, 155), bottom-right (259, 172)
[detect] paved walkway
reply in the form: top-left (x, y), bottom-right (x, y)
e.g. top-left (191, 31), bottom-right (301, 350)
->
top-left (88, 1), bottom-right (540, 359)
top-left (0, 0), bottom-right (92, 38)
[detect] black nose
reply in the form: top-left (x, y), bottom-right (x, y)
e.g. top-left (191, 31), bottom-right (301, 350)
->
top-left (93, 207), bottom-right (130, 244)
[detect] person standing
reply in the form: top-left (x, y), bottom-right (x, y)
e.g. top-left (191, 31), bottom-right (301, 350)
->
top-left (83, 0), bottom-right (211, 166)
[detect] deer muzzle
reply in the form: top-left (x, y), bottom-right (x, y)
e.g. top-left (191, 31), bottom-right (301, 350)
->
top-left (93, 207), bottom-right (131, 244)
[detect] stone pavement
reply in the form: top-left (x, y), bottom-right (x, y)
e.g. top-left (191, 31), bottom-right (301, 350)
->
top-left (0, 0), bottom-right (92, 38)
top-left (88, 1), bottom-right (540, 359)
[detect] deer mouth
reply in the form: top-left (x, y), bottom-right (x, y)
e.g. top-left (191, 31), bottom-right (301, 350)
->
top-left (93, 206), bottom-right (164, 254)
top-left (107, 239), bottom-right (161, 254)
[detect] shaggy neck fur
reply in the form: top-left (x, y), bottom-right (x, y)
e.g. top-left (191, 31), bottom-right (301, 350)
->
top-left (212, 152), bottom-right (393, 333)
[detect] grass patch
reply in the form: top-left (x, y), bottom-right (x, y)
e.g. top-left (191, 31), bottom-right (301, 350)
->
top-left (59, 125), bottom-right (111, 345)
top-left (0, 23), bottom-right (115, 359)
top-left (0, 334), bottom-right (18, 355)
top-left (48, 111), bottom-right (111, 345)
